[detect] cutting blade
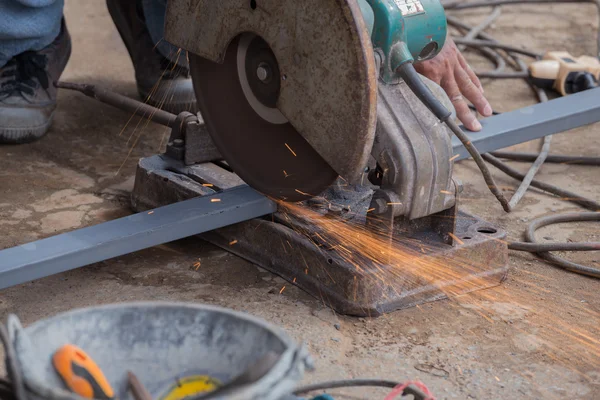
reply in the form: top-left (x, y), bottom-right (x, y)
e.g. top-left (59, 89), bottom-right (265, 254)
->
top-left (190, 34), bottom-right (338, 202)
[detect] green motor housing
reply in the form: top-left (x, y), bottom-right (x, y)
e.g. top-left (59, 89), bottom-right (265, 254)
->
top-left (360, 0), bottom-right (448, 82)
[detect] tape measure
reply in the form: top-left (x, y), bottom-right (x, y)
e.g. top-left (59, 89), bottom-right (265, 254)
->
top-left (159, 375), bottom-right (222, 400)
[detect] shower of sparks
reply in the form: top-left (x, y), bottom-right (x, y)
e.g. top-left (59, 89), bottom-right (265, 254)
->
top-left (276, 200), bottom-right (600, 378)
top-left (285, 143), bottom-right (297, 157)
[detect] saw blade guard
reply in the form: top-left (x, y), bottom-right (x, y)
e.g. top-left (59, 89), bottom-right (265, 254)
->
top-left (165, 0), bottom-right (378, 188)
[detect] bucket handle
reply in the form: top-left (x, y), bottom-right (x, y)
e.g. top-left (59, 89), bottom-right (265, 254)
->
top-left (1, 315), bottom-right (28, 400)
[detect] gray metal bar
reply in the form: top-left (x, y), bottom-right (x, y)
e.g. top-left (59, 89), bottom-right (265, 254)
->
top-left (452, 87), bottom-right (600, 160)
top-left (0, 186), bottom-right (276, 290)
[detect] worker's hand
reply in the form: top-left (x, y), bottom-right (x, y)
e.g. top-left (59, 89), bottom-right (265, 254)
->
top-left (414, 36), bottom-right (492, 131)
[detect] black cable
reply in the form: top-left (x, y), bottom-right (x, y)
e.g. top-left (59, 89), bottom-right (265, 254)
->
top-left (444, 0), bottom-right (594, 10)
top-left (452, 38), bottom-right (542, 59)
top-left (445, 0), bottom-right (600, 60)
top-left (446, 120), bottom-right (513, 212)
top-left (457, 6), bottom-right (503, 53)
top-left (293, 379), bottom-right (430, 399)
top-left (294, 379), bottom-right (398, 394)
top-left (508, 241), bottom-right (599, 252)
top-left (482, 153), bottom-right (600, 210)
top-left (474, 71), bottom-right (530, 79)
top-left (512, 213), bottom-right (600, 278)
top-left (490, 151), bottom-right (600, 165)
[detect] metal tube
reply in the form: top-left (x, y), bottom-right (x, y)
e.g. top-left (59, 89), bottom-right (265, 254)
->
top-left (0, 186), bottom-right (276, 290)
top-left (452, 87), bottom-right (600, 160)
top-left (55, 81), bottom-right (179, 128)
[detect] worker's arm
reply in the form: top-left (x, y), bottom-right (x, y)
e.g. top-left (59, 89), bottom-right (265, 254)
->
top-left (414, 35), bottom-right (492, 132)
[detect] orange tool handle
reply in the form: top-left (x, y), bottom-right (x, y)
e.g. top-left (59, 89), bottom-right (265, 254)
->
top-left (52, 344), bottom-right (115, 399)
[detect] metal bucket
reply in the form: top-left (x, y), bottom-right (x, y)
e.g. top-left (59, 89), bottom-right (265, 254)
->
top-left (6, 302), bottom-right (311, 400)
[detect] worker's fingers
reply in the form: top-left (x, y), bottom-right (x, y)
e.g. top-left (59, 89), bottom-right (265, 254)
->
top-left (455, 66), bottom-right (492, 118)
top-left (442, 75), bottom-right (482, 131)
top-left (458, 52), bottom-right (484, 93)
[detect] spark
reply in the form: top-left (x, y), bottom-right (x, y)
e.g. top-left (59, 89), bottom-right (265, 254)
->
top-left (279, 285), bottom-right (286, 294)
top-left (211, 198), bottom-right (221, 203)
top-left (440, 190), bottom-right (453, 195)
top-left (293, 277), bottom-right (297, 283)
top-left (449, 154), bottom-right (460, 162)
top-left (447, 232), bottom-right (464, 245)
top-left (285, 143), bottom-right (297, 157)
top-left (193, 262), bottom-right (201, 271)
top-left (229, 240), bottom-right (238, 246)
top-left (387, 202), bottom-right (403, 205)
top-left (295, 189), bottom-right (312, 197)
top-left (283, 170), bottom-right (290, 178)
top-left (148, 211), bottom-right (154, 215)
top-left (202, 183), bottom-right (214, 187)
top-left (494, 376), bottom-right (500, 382)
top-left (367, 208), bottom-right (376, 213)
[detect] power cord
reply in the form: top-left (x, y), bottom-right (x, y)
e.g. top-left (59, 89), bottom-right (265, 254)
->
top-left (294, 379), bottom-right (433, 400)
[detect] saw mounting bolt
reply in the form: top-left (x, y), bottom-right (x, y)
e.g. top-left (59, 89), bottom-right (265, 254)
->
top-left (257, 62), bottom-right (272, 82)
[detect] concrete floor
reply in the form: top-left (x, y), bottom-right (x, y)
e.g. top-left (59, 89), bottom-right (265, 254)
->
top-left (1, 1), bottom-right (599, 399)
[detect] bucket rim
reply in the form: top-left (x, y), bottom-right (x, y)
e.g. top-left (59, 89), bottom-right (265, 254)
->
top-left (10, 301), bottom-right (310, 400)
top-left (17, 301), bottom-right (296, 346)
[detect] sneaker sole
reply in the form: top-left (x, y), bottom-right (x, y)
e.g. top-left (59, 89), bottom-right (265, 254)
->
top-left (0, 112), bottom-right (55, 144)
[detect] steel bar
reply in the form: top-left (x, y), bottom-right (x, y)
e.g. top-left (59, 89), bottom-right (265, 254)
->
top-left (452, 88), bottom-right (600, 160)
top-left (56, 81), bottom-right (178, 128)
top-left (0, 186), bottom-right (276, 290)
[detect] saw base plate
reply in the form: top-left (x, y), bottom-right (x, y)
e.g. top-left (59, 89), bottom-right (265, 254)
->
top-left (132, 155), bottom-right (508, 317)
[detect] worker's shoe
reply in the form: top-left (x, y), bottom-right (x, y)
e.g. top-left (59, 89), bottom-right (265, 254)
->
top-left (106, 0), bottom-right (196, 115)
top-left (0, 21), bottom-right (71, 144)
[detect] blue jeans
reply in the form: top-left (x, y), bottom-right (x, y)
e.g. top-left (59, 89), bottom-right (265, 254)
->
top-left (0, 0), bottom-right (179, 68)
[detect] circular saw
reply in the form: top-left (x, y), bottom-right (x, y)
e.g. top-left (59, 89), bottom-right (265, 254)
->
top-left (166, 0), bottom-right (450, 211)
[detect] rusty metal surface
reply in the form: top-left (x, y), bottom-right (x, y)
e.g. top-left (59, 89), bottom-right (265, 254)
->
top-left (165, 0), bottom-right (378, 183)
top-left (132, 155), bottom-right (508, 316)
